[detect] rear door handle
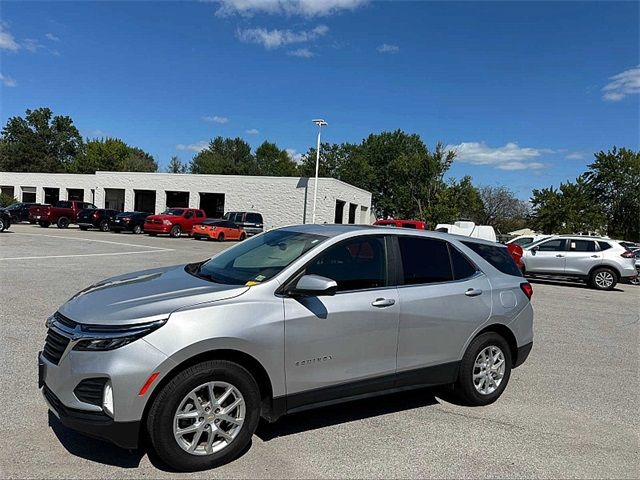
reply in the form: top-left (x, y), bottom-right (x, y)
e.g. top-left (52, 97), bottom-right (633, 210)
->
top-left (371, 298), bottom-right (395, 308)
top-left (465, 288), bottom-right (483, 297)
top-left (555, 254), bottom-right (565, 257)
top-left (591, 255), bottom-right (599, 258)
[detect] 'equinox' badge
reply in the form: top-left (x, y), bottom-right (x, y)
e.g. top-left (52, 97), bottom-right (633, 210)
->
top-left (295, 355), bottom-right (333, 367)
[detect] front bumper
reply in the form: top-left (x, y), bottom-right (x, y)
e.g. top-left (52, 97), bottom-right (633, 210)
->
top-left (144, 223), bottom-right (171, 233)
top-left (42, 384), bottom-right (140, 449)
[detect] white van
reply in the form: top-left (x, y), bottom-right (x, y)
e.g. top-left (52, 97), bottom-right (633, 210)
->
top-left (435, 221), bottom-right (497, 242)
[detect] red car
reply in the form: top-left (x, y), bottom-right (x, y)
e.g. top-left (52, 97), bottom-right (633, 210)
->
top-left (507, 243), bottom-right (525, 272)
top-left (30, 200), bottom-right (97, 228)
top-left (144, 208), bottom-right (206, 238)
top-left (374, 219), bottom-right (427, 229)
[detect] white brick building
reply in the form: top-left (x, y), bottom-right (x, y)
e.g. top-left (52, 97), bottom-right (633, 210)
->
top-left (0, 171), bottom-right (372, 229)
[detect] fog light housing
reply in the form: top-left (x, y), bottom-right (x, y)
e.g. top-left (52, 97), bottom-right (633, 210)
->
top-left (103, 382), bottom-right (114, 417)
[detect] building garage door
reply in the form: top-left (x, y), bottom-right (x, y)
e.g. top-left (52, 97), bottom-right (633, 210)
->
top-left (105, 188), bottom-right (125, 211)
top-left (199, 193), bottom-right (225, 218)
top-left (134, 190), bottom-right (156, 213)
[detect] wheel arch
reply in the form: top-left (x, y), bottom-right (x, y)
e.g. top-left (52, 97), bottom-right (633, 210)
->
top-left (588, 263), bottom-right (620, 280)
top-left (474, 324), bottom-right (519, 367)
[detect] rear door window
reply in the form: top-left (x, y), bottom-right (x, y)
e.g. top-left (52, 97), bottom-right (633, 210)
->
top-left (449, 246), bottom-right (477, 280)
top-left (247, 213), bottom-right (262, 224)
top-left (462, 241), bottom-right (523, 277)
top-left (397, 236), bottom-right (453, 284)
top-left (569, 240), bottom-right (596, 252)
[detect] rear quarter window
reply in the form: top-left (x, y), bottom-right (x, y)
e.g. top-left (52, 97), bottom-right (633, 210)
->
top-left (462, 241), bottom-right (523, 277)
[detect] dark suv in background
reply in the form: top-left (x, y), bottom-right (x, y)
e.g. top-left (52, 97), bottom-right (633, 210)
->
top-left (77, 209), bottom-right (120, 231)
top-left (224, 211), bottom-right (264, 236)
top-left (5, 202), bottom-right (43, 223)
top-left (109, 211), bottom-right (150, 234)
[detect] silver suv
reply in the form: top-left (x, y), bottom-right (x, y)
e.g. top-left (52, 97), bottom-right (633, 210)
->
top-left (39, 225), bottom-right (534, 471)
top-left (521, 235), bottom-right (637, 290)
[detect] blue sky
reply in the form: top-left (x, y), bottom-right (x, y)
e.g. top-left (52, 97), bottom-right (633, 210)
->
top-left (1, 0), bottom-right (638, 199)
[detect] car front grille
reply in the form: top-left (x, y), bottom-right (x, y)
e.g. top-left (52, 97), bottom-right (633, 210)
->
top-left (42, 328), bottom-right (71, 365)
top-left (54, 311), bottom-right (78, 329)
top-left (74, 378), bottom-right (108, 406)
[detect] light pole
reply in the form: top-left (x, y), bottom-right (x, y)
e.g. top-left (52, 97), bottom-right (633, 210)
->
top-left (311, 118), bottom-right (327, 224)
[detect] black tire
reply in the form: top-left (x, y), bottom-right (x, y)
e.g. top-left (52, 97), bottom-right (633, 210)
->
top-left (79, 226), bottom-right (88, 231)
top-left (589, 267), bottom-right (617, 291)
top-left (0, 218), bottom-right (5, 232)
top-left (170, 225), bottom-right (182, 238)
top-left (239, 233), bottom-right (246, 241)
top-left (452, 332), bottom-right (512, 406)
top-left (146, 360), bottom-right (261, 472)
top-left (99, 220), bottom-right (110, 232)
top-left (56, 217), bottom-right (69, 229)
top-left (217, 232), bottom-right (225, 242)
top-left (133, 224), bottom-right (143, 235)
top-left (39, 221), bottom-right (50, 228)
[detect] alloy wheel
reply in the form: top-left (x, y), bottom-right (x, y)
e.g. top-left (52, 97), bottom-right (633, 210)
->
top-left (594, 271), bottom-right (614, 289)
top-left (472, 346), bottom-right (505, 395)
top-left (173, 381), bottom-right (245, 456)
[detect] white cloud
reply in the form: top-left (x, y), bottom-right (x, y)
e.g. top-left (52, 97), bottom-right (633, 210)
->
top-left (565, 152), bottom-right (584, 160)
top-left (377, 43), bottom-right (399, 54)
top-left (91, 129), bottom-right (105, 136)
top-left (45, 33), bottom-right (60, 42)
top-left (245, 128), bottom-right (260, 135)
top-left (288, 47), bottom-right (314, 58)
top-left (202, 115), bottom-right (229, 124)
top-left (237, 24), bottom-right (328, 49)
top-left (602, 65), bottom-right (640, 102)
top-left (0, 73), bottom-right (17, 87)
top-left (216, 0), bottom-right (367, 17)
top-left (23, 38), bottom-right (44, 52)
top-left (176, 141), bottom-right (209, 152)
top-left (446, 142), bottom-right (548, 171)
top-left (0, 24), bottom-right (19, 51)
top-left (286, 148), bottom-right (304, 163)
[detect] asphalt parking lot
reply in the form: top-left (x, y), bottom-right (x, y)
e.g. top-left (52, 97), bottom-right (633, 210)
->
top-left (1, 223), bottom-right (638, 479)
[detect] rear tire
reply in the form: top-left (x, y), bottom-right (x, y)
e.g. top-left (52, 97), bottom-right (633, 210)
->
top-left (590, 267), bottom-right (617, 290)
top-left (146, 360), bottom-right (261, 472)
top-left (451, 332), bottom-right (512, 406)
top-left (56, 217), bottom-right (69, 229)
top-left (0, 218), bottom-right (5, 232)
top-left (217, 233), bottom-right (225, 242)
top-left (99, 220), bottom-right (110, 232)
top-left (133, 225), bottom-right (143, 235)
top-left (170, 225), bottom-right (182, 238)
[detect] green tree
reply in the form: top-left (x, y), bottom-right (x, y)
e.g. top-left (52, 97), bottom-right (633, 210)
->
top-left (189, 137), bottom-right (256, 175)
top-left (584, 147), bottom-right (640, 241)
top-left (166, 156), bottom-right (188, 173)
top-left (255, 141), bottom-right (298, 176)
top-left (68, 137), bottom-right (157, 173)
top-left (0, 193), bottom-right (18, 207)
top-left (429, 176), bottom-right (484, 226)
top-left (0, 107), bottom-right (83, 172)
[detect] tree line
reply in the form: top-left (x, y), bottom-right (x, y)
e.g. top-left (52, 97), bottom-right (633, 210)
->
top-left (1, 108), bottom-right (637, 240)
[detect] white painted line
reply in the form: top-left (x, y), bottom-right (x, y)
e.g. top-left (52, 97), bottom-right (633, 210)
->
top-left (10, 232), bottom-right (170, 250)
top-left (0, 249), bottom-right (174, 261)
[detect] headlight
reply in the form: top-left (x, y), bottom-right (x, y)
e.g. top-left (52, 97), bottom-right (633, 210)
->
top-left (73, 319), bottom-right (166, 351)
top-left (162, 220), bottom-right (172, 225)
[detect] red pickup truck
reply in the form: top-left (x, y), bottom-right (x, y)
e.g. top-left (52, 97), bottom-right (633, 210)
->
top-left (144, 208), bottom-right (206, 238)
top-left (29, 200), bottom-right (97, 228)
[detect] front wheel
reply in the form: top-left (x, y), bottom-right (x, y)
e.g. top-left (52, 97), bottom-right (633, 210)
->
top-left (99, 220), bottom-right (110, 232)
top-left (56, 217), bottom-right (69, 229)
top-left (146, 360), bottom-right (261, 472)
top-left (132, 225), bottom-right (143, 235)
top-left (590, 267), bottom-right (617, 290)
top-left (170, 225), bottom-right (182, 238)
top-left (452, 332), bottom-right (512, 406)
top-left (0, 218), bottom-right (5, 232)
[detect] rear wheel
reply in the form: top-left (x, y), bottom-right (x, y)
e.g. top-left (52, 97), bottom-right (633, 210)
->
top-left (39, 221), bottom-right (50, 228)
top-left (0, 218), bottom-right (5, 232)
top-left (99, 220), bottom-right (110, 232)
top-left (452, 332), bottom-right (512, 406)
top-left (217, 232), bottom-right (225, 242)
top-left (132, 225), bottom-right (143, 235)
top-left (146, 360), bottom-right (260, 472)
top-left (56, 217), bottom-right (69, 229)
top-left (590, 267), bottom-right (617, 290)
top-left (170, 225), bottom-right (182, 238)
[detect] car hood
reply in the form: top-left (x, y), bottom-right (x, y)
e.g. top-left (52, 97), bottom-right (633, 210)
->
top-left (58, 265), bottom-right (249, 326)
top-left (146, 214), bottom-right (180, 221)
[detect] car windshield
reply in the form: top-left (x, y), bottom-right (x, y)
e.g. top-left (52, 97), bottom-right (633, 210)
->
top-left (190, 229), bottom-right (327, 285)
top-left (117, 212), bottom-right (135, 217)
top-left (162, 209), bottom-right (185, 216)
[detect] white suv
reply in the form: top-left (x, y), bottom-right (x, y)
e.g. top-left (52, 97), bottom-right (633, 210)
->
top-left (521, 235), bottom-right (637, 290)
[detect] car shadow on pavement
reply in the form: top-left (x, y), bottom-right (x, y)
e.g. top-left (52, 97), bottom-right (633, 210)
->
top-left (528, 277), bottom-right (624, 291)
top-left (256, 387), bottom-right (440, 441)
top-left (48, 412), bottom-right (145, 468)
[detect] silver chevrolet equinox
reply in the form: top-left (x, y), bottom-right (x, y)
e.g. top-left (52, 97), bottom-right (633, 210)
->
top-left (39, 225), bottom-right (534, 471)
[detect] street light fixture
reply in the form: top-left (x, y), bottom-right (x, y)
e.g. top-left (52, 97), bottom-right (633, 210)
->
top-left (311, 119), bottom-right (327, 224)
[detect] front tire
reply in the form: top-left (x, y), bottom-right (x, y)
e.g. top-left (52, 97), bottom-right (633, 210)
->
top-left (590, 267), bottom-right (617, 290)
top-left (56, 217), bottom-right (69, 229)
top-left (170, 225), bottom-right (182, 238)
top-left (99, 220), bottom-right (110, 232)
top-left (133, 225), bottom-right (143, 235)
top-left (452, 332), bottom-right (512, 406)
top-left (146, 360), bottom-right (260, 472)
top-left (0, 218), bottom-right (5, 232)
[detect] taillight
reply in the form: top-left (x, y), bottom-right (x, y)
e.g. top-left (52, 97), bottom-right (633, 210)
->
top-left (621, 251), bottom-right (634, 258)
top-left (93, 211), bottom-right (99, 218)
top-left (520, 282), bottom-right (533, 300)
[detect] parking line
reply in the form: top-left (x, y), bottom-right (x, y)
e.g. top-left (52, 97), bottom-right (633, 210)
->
top-left (9, 232), bottom-right (171, 250)
top-left (0, 250), bottom-right (174, 261)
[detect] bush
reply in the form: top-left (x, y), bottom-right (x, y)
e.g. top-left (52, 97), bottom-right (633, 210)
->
top-left (0, 194), bottom-right (18, 207)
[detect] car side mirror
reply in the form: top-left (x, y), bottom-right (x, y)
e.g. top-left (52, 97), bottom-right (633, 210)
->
top-left (289, 274), bottom-right (337, 297)
top-left (531, 246), bottom-right (539, 255)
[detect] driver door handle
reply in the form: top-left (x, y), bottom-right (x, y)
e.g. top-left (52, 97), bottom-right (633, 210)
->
top-left (371, 298), bottom-right (395, 308)
top-left (465, 288), bottom-right (483, 297)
